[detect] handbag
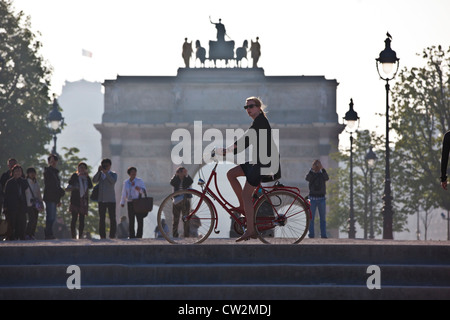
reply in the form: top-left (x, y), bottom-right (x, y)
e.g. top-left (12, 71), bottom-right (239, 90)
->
top-left (31, 198), bottom-right (45, 212)
top-left (27, 181), bottom-right (45, 212)
top-left (90, 184), bottom-right (99, 201)
top-left (58, 186), bottom-right (66, 199)
top-left (132, 190), bottom-right (153, 218)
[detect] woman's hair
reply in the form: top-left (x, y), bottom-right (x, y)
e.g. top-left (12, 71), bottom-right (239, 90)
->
top-left (26, 167), bottom-right (37, 181)
top-left (76, 162), bottom-right (88, 174)
top-left (176, 166), bottom-right (186, 174)
top-left (11, 164), bottom-right (23, 175)
top-left (127, 166), bottom-right (137, 175)
top-left (78, 162), bottom-right (88, 168)
top-left (246, 96), bottom-right (267, 117)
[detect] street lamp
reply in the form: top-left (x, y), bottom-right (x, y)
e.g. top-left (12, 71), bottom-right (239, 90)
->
top-left (376, 32), bottom-right (399, 239)
top-left (366, 146), bottom-right (377, 239)
top-left (343, 98), bottom-right (360, 239)
top-left (47, 96), bottom-right (64, 155)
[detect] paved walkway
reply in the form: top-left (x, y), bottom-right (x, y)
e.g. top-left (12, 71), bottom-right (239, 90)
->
top-left (1, 237), bottom-right (450, 247)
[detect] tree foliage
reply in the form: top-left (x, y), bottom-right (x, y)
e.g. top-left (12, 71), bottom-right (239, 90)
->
top-left (329, 45), bottom-right (450, 239)
top-left (328, 130), bottom-right (389, 238)
top-left (390, 45), bottom-right (450, 234)
top-left (0, 0), bottom-right (53, 170)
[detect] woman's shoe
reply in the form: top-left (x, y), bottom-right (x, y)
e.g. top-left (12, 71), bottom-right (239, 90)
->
top-left (236, 232), bottom-right (257, 242)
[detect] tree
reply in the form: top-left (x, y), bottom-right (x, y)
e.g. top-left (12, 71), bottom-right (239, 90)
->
top-left (390, 45), bottom-right (450, 237)
top-left (0, 0), bottom-right (53, 170)
top-left (328, 130), bottom-right (388, 238)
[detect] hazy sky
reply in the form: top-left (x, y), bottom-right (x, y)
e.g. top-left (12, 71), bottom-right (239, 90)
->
top-left (11, 0), bottom-right (450, 136)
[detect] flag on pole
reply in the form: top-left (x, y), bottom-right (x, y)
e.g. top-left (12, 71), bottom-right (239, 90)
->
top-left (82, 49), bottom-right (93, 58)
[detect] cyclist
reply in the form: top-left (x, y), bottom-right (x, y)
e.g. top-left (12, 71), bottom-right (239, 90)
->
top-left (218, 96), bottom-right (280, 242)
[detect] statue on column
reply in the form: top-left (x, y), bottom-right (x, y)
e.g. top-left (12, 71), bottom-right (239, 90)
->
top-left (250, 37), bottom-right (261, 68)
top-left (182, 38), bottom-right (193, 68)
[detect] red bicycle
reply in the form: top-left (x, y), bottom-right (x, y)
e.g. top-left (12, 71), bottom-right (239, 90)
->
top-left (157, 149), bottom-right (311, 244)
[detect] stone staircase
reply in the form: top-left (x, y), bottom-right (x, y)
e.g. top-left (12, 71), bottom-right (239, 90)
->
top-left (1, 240), bottom-right (450, 300)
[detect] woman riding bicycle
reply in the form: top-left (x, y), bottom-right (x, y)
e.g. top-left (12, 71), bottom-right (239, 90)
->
top-left (218, 97), bottom-right (280, 242)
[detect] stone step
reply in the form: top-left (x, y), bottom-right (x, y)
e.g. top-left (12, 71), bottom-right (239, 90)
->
top-left (1, 263), bottom-right (450, 287)
top-left (1, 240), bottom-right (449, 300)
top-left (2, 284), bottom-right (450, 300)
top-left (2, 242), bottom-right (450, 265)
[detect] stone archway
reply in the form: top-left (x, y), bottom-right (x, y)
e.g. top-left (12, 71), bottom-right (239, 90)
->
top-left (95, 68), bottom-right (344, 224)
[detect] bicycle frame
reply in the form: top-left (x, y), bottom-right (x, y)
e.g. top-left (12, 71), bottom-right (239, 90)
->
top-left (185, 159), bottom-right (310, 235)
top-left (187, 161), bottom-right (240, 234)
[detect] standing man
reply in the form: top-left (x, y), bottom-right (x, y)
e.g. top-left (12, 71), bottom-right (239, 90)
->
top-left (170, 167), bottom-right (193, 238)
top-left (93, 158), bottom-right (117, 239)
top-left (441, 130), bottom-right (450, 190)
top-left (306, 159), bottom-right (330, 239)
top-left (43, 154), bottom-right (65, 240)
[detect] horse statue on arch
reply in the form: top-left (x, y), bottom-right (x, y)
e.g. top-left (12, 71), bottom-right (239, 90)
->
top-left (195, 40), bottom-right (206, 67)
top-left (236, 40), bottom-right (248, 68)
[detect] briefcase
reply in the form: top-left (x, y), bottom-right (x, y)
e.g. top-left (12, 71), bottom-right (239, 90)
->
top-left (132, 191), bottom-right (153, 218)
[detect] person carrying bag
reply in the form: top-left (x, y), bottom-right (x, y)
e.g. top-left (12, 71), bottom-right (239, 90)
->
top-left (120, 167), bottom-right (148, 238)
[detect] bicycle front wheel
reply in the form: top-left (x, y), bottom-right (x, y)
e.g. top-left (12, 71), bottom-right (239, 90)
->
top-left (157, 189), bottom-right (215, 244)
top-left (254, 190), bottom-right (310, 244)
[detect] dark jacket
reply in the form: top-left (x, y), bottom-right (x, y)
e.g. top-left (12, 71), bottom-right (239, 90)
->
top-left (0, 170), bottom-right (13, 202)
top-left (306, 169), bottom-right (329, 197)
top-left (43, 166), bottom-right (64, 203)
top-left (441, 131), bottom-right (450, 182)
top-left (67, 173), bottom-right (93, 207)
top-left (0, 170), bottom-right (12, 192)
top-left (170, 175), bottom-right (193, 192)
top-left (3, 177), bottom-right (28, 213)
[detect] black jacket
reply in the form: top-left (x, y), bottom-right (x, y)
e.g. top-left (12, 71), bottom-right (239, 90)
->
top-left (3, 177), bottom-right (28, 213)
top-left (67, 173), bottom-right (93, 206)
top-left (43, 166), bottom-right (63, 202)
top-left (441, 131), bottom-right (450, 182)
top-left (306, 169), bottom-right (329, 197)
top-left (170, 175), bottom-right (193, 192)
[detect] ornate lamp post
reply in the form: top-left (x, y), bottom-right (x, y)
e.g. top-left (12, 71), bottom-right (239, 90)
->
top-left (376, 33), bottom-right (400, 239)
top-left (366, 146), bottom-right (378, 239)
top-left (47, 97), bottom-right (64, 155)
top-left (343, 98), bottom-right (360, 239)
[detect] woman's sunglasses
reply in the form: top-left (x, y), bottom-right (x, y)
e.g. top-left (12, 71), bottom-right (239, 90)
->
top-left (244, 104), bottom-right (258, 110)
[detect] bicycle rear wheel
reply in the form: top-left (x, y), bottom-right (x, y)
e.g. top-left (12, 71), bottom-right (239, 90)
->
top-left (157, 189), bottom-right (215, 244)
top-left (254, 190), bottom-right (310, 244)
